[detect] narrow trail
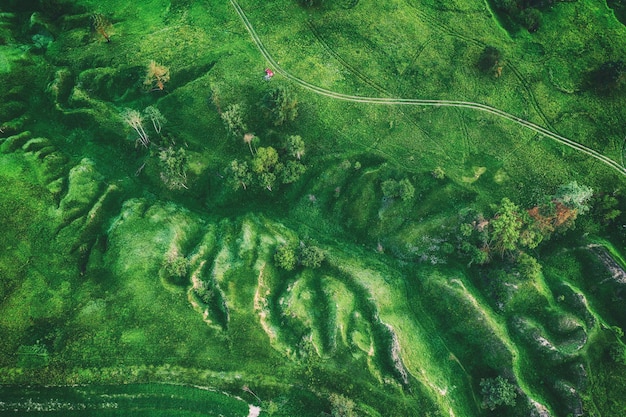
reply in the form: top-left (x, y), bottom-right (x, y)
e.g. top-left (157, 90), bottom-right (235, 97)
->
top-left (229, 0), bottom-right (626, 177)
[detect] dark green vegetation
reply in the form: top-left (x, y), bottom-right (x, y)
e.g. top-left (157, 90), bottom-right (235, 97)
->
top-left (1, 0), bottom-right (626, 416)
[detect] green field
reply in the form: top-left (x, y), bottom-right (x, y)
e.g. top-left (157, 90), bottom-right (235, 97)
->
top-left (1, 0), bottom-right (626, 415)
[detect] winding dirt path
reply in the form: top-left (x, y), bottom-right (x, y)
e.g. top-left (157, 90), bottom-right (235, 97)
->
top-left (229, 0), bottom-right (626, 177)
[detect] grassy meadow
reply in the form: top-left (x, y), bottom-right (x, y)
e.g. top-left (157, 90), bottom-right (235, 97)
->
top-left (1, 0), bottom-right (626, 416)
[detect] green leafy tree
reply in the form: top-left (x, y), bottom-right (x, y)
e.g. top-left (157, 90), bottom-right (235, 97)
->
top-left (228, 159), bottom-right (252, 190)
top-left (398, 178), bottom-right (415, 201)
top-left (259, 171), bottom-right (277, 191)
top-left (554, 181), bottom-right (593, 214)
top-left (516, 252), bottom-right (541, 280)
top-left (432, 166), bottom-right (445, 180)
top-left (264, 86), bottom-right (298, 126)
top-left (163, 255), bottom-right (189, 284)
top-left (381, 178), bottom-right (415, 201)
top-left (480, 376), bottom-right (518, 411)
top-left (252, 147), bottom-right (280, 191)
top-left (460, 223), bottom-right (474, 237)
top-left (477, 46), bottom-right (501, 74)
top-left (158, 147), bottom-right (188, 190)
top-left (221, 103), bottom-right (247, 137)
top-left (164, 256), bottom-right (189, 277)
top-left (382, 179), bottom-right (399, 199)
top-left (329, 393), bottom-right (356, 417)
top-left (252, 146), bottom-right (279, 174)
top-left (594, 193), bottom-right (622, 224)
top-left (587, 61), bottom-right (626, 93)
top-left (285, 135), bottom-right (305, 160)
top-left (281, 160), bottom-right (306, 184)
top-left (462, 241), bottom-right (490, 265)
top-left (275, 244), bottom-right (297, 271)
top-left (489, 198), bottom-right (523, 255)
top-left (519, 223), bottom-right (543, 249)
top-left (299, 243), bottom-right (326, 268)
top-left (520, 7), bottom-right (541, 32)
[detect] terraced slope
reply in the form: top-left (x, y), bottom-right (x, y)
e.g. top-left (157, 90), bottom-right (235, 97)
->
top-left (1, 0), bottom-right (626, 416)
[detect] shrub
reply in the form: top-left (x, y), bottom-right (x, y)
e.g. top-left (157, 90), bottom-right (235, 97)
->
top-left (477, 46), bottom-right (501, 74)
top-left (144, 60), bottom-right (170, 91)
top-left (432, 166), bottom-right (445, 179)
top-left (163, 255), bottom-right (189, 282)
top-left (587, 61), bottom-right (626, 93)
top-left (275, 244), bottom-right (297, 271)
top-left (329, 393), bottom-right (356, 417)
top-left (299, 243), bottom-right (326, 268)
top-left (264, 86), bottom-right (298, 126)
top-left (381, 178), bottom-right (415, 201)
top-left (221, 103), bottom-right (248, 137)
top-left (158, 147), bottom-right (188, 190)
top-left (480, 376), bottom-right (517, 410)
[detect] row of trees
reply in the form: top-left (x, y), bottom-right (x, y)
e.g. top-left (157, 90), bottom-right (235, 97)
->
top-left (220, 86), bottom-right (299, 136)
top-left (459, 181), bottom-right (593, 265)
top-left (218, 84), bottom-right (306, 193)
top-left (227, 136), bottom-right (307, 192)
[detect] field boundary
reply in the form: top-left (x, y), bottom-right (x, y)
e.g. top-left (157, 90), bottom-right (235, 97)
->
top-left (229, 0), bottom-right (626, 177)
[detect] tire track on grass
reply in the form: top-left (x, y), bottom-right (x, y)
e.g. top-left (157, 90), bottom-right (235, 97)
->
top-left (305, 20), bottom-right (448, 156)
top-left (506, 61), bottom-right (558, 133)
top-left (306, 20), bottom-right (388, 96)
top-left (229, 0), bottom-right (626, 177)
top-left (406, 0), bottom-right (559, 135)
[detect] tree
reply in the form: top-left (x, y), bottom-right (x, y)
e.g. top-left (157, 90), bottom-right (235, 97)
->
top-left (264, 86), bottom-right (298, 126)
top-left (329, 393), bottom-right (356, 417)
top-left (251, 147), bottom-right (281, 191)
top-left (243, 133), bottom-right (259, 155)
top-left (252, 146), bottom-right (279, 174)
top-left (299, 243), bottom-right (326, 268)
top-left (398, 178), bottom-right (415, 201)
top-left (489, 198), bottom-right (523, 255)
top-left (281, 160), bottom-right (306, 184)
top-left (480, 376), bottom-right (517, 411)
top-left (382, 179), bottom-right (399, 199)
top-left (259, 171), bottom-right (277, 191)
top-left (144, 60), bottom-right (170, 91)
top-left (285, 135), bottom-right (305, 160)
top-left (381, 178), bottom-right (414, 201)
top-left (587, 61), bottom-right (626, 93)
top-left (221, 103), bottom-right (247, 137)
top-left (520, 8), bottom-right (541, 32)
top-left (477, 46), bottom-right (501, 74)
top-left (228, 159), bottom-right (252, 190)
top-left (554, 181), bottom-right (593, 214)
top-left (432, 166), bottom-right (445, 180)
top-left (275, 244), bottom-right (297, 271)
top-left (594, 193), bottom-right (622, 225)
top-left (516, 252), bottom-right (542, 280)
top-left (122, 108), bottom-right (150, 147)
top-left (158, 147), bottom-right (188, 190)
top-left (162, 255), bottom-right (189, 284)
top-left (143, 105), bottom-right (166, 134)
